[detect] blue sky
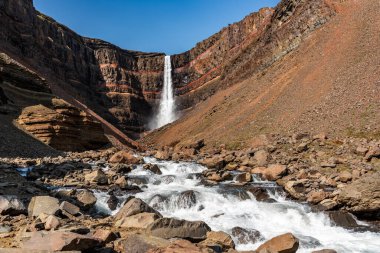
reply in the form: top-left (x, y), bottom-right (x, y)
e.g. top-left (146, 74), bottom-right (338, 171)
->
top-left (34, 0), bottom-right (279, 55)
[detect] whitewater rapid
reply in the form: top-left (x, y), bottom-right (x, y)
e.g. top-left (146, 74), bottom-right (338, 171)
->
top-left (153, 55), bottom-right (176, 129)
top-left (94, 157), bottom-right (380, 253)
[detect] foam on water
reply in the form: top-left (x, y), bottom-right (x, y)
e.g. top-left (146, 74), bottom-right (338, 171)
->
top-left (96, 157), bottom-right (380, 253)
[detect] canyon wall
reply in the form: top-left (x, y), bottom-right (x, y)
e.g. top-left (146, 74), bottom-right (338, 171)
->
top-left (0, 0), bottom-right (336, 140)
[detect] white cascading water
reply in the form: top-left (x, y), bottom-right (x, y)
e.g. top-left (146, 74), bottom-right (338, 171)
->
top-left (93, 158), bottom-right (380, 253)
top-left (153, 55), bottom-right (176, 129)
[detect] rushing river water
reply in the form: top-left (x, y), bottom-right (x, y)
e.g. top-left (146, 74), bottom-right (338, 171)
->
top-left (94, 157), bottom-right (380, 253)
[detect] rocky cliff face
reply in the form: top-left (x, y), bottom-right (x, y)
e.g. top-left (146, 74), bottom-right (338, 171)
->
top-left (0, 0), bottom-right (336, 139)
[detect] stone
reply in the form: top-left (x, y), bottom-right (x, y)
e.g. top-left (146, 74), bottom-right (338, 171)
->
top-left (338, 171), bottom-right (352, 183)
top-left (115, 198), bottom-right (161, 221)
top-left (283, 181), bottom-right (306, 200)
top-left (337, 173), bottom-right (380, 218)
top-left (328, 211), bottom-right (359, 229)
top-left (114, 234), bottom-right (170, 253)
top-left (109, 151), bottom-right (142, 164)
top-left (0, 196), bottom-right (26, 216)
top-left (355, 147), bottom-right (368, 156)
top-left (256, 233), bottom-right (299, 253)
top-left (199, 157), bottom-right (225, 170)
top-left (318, 199), bottom-right (338, 211)
top-left (22, 231), bottom-right (100, 251)
top-left (92, 229), bottom-right (118, 243)
top-left (200, 231), bottom-right (235, 250)
top-left (254, 150), bottom-right (269, 166)
top-left (28, 196), bottom-right (60, 218)
top-left (115, 212), bottom-right (161, 229)
top-left (177, 190), bottom-right (198, 208)
top-left (231, 227), bottom-right (263, 244)
top-left (251, 165), bottom-right (287, 181)
top-left (235, 173), bottom-right (252, 183)
top-left (147, 239), bottom-right (210, 253)
top-left (45, 215), bottom-right (60, 230)
top-left (143, 164), bottom-right (162, 175)
top-left (115, 176), bottom-right (128, 189)
top-left (307, 191), bottom-right (328, 204)
top-left (107, 194), bottom-right (119, 211)
top-left (84, 169), bottom-right (108, 185)
top-left (365, 146), bottom-right (380, 161)
top-left (155, 150), bottom-right (171, 160)
top-left (147, 218), bottom-right (211, 241)
top-left (75, 190), bottom-right (97, 210)
top-left (59, 201), bottom-right (80, 216)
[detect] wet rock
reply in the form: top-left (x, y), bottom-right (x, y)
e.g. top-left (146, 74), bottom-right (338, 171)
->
top-left (177, 190), bottom-right (197, 208)
top-left (84, 169), bottom-right (108, 185)
top-left (235, 173), bottom-right (252, 183)
top-left (328, 211), bottom-right (359, 229)
top-left (22, 231), bottom-right (100, 251)
top-left (283, 180), bottom-right (306, 200)
top-left (0, 196), bottom-right (26, 215)
top-left (75, 190), bottom-right (97, 210)
top-left (109, 150), bottom-right (142, 164)
top-left (107, 194), bottom-right (119, 211)
top-left (114, 234), bottom-right (170, 253)
top-left (128, 176), bottom-right (149, 185)
top-left (160, 175), bottom-right (176, 184)
top-left (246, 187), bottom-right (271, 202)
top-left (311, 250), bottom-right (337, 253)
top-left (115, 198), bottom-right (161, 221)
top-left (59, 201), bottom-right (80, 216)
top-left (115, 212), bottom-right (161, 229)
top-left (115, 176), bottom-right (128, 189)
top-left (337, 172), bottom-right (380, 218)
top-left (112, 163), bottom-right (133, 174)
top-left (200, 231), bottom-right (235, 250)
top-left (150, 195), bottom-right (168, 210)
top-left (143, 164), bottom-right (162, 175)
top-left (28, 196), bottom-right (60, 218)
top-left (297, 235), bottom-right (322, 248)
top-left (147, 218), bottom-right (211, 241)
top-left (149, 239), bottom-right (211, 253)
top-left (231, 227), bottom-right (263, 244)
top-left (256, 233), bottom-right (299, 253)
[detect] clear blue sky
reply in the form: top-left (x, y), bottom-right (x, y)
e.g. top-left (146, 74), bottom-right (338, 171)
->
top-left (34, 0), bottom-right (279, 55)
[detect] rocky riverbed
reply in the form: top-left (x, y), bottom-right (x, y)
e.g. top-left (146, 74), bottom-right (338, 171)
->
top-left (0, 133), bottom-right (379, 252)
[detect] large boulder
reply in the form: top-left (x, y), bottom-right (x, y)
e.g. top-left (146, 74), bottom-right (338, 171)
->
top-left (115, 212), bottom-right (161, 229)
top-left (84, 169), bottom-right (108, 185)
top-left (146, 218), bottom-right (211, 241)
top-left (115, 198), bottom-right (161, 221)
top-left (22, 231), bottom-right (100, 251)
top-left (0, 196), bottom-right (27, 215)
top-left (231, 227), bottom-right (263, 244)
top-left (147, 239), bottom-right (211, 253)
top-left (256, 233), bottom-right (299, 253)
top-left (200, 231), bottom-right (235, 250)
top-left (251, 164), bottom-right (287, 181)
top-left (75, 190), bottom-right (97, 210)
top-left (114, 234), bottom-right (170, 253)
top-left (337, 172), bottom-right (380, 218)
top-left (109, 150), bottom-right (142, 164)
top-left (28, 196), bottom-right (60, 218)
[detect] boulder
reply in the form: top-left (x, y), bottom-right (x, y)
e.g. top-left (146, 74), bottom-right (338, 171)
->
top-left (251, 164), bottom-right (287, 181)
top-left (147, 239), bottom-right (211, 253)
top-left (235, 173), bottom-right (252, 183)
top-left (22, 231), bottom-right (100, 251)
top-left (337, 173), bottom-right (380, 218)
top-left (283, 180), bottom-right (306, 200)
top-left (75, 190), bottom-right (97, 210)
top-left (177, 190), bottom-right (198, 208)
top-left (200, 231), bottom-right (235, 250)
top-left (114, 234), bottom-right (170, 253)
top-left (59, 201), bottom-right (80, 216)
top-left (307, 191), bottom-right (328, 204)
top-left (199, 157), bottom-right (225, 170)
top-left (44, 215), bottom-right (60, 230)
top-left (109, 151), bottom-right (142, 164)
top-left (107, 194), bottom-right (119, 211)
top-left (155, 150), bottom-right (171, 160)
top-left (115, 212), bottom-right (161, 228)
top-left (115, 198), bottom-right (161, 221)
top-left (328, 211), bottom-right (359, 229)
top-left (115, 176), bottom-right (128, 189)
top-left (365, 146), bottom-right (380, 161)
top-left (338, 171), bottom-right (352, 183)
top-left (84, 169), bottom-right (108, 185)
top-left (143, 164), bottom-right (162, 175)
top-left (254, 150), bottom-right (269, 166)
top-left (256, 233), bottom-right (299, 253)
top-left (0, 196), bottom-right (27, 215)
top-left (28, 196), bottom-right (60, 218)
top-left (231, 227), bottom-right (263, 244)
top-left (92, 229), bottom-right (118, 243)
top-left (146, 218), bottom-right (211, 241)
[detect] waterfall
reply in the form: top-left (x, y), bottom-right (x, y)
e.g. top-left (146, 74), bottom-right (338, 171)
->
top-left (154, 55), bottom-right (176, 129)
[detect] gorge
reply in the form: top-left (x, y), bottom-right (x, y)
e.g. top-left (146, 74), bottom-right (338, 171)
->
top-left (0, 0), bottom-right (379, 252)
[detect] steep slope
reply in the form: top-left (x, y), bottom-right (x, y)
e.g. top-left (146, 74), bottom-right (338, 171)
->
top-left (143, 0), bottom-right (380, 148)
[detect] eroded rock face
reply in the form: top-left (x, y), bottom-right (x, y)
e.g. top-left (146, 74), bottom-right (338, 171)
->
top-left (17, 98), bottom-right (109, 151)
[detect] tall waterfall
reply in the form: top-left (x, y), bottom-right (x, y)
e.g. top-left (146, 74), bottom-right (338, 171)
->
top-left (154, 55), bottom-right (176, 129)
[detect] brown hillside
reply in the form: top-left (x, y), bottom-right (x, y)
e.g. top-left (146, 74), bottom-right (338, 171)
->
top-left (143, 0), bottom-right (380, 149)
